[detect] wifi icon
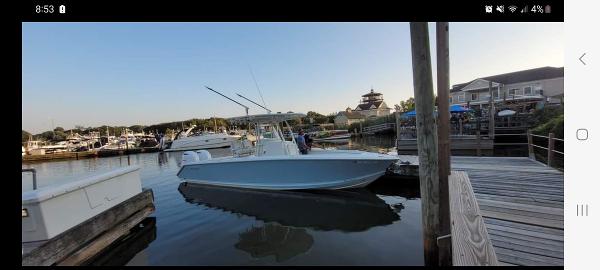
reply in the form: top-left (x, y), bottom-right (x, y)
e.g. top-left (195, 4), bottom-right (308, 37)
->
top-left (509, 6), bottom-right (517, 13)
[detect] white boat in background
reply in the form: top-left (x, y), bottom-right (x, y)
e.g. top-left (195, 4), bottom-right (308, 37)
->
top-left (311, 130), bottom-right (351, 143)
top-left (161, 125), bottom-right (241, 152)
top-left (177, 113), bottom-right (399, 190)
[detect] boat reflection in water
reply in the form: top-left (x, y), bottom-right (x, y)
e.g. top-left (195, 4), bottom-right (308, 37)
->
top-left (178, 182), bottom-right (402, 261)
top-left (178, 182), bottom-right (400, 232)
top-left (236, 223), bottom-right (314, 262)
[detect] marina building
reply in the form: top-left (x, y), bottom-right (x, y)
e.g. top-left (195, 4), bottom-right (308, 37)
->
top-left (449, 66), bottom-right (564, 111)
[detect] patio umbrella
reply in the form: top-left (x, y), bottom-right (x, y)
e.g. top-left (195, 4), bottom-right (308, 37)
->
top-left (401, 110), bottom-right (417, 118)
top-left (449, 104), bottom-right (471, 113)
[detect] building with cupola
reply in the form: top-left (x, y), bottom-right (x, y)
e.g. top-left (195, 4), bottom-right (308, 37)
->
top-left (353, 88), bottom-right (392, 118)
top-left (334, 88), bottom-right (392, 127)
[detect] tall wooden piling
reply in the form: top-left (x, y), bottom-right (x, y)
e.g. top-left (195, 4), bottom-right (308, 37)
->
top-left (410, 22), bottom-right (440, 266)
top-left (435, 21), bottom-right (452, 266)
top-left (488, 81), bottom-right (495, 139)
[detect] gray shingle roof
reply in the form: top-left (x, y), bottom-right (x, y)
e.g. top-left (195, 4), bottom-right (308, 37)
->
top-left (356, 101), bottom-right (384, 110)
top-left (450, 66), bottom-right (564, 93)
top-left (337, 111), bottom-right (364, 119)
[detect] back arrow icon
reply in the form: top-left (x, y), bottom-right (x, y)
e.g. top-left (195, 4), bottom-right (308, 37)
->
top-left (580, 53), bottom-right (587, 65)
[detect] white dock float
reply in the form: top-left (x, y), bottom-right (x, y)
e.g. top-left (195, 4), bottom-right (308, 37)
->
top-left (22, 166), bottom-right (154, 266)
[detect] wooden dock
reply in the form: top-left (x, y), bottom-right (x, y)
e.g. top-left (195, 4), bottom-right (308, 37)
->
top-left (22, 150), bottom-right (98, 163)
top-left (390, 156), bottom-right (564, 266)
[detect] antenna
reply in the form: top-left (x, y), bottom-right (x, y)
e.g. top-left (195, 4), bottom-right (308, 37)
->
top-left (248, 65), bottom-right (268, 109)
top-left (205, 86), bottom-right (250, 116)
top-left (237, 93), bottom-right (272, 113)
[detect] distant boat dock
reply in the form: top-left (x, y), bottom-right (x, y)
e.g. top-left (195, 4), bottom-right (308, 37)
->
top-left (22, 147), bottom-right (160, 163)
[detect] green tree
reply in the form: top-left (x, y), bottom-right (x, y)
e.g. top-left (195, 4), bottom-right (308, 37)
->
top-left (397, 97), bottom-right (415, 112)
top-left (53, 127), bottom-right (64, 132)
top-left (128, 125), bottom-right (145, 133)
top-left (39, 131), bottom-right (54, 141)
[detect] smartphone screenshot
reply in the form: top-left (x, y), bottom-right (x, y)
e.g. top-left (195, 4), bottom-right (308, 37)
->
top-left (16, 0), bottom-right (596, 268)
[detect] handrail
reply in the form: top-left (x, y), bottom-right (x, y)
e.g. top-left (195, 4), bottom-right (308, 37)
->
top-left (22, 168), bottom-right (37, 190)
top-left (530, 134), bottom-right (549, 139)
top-left (530, 133), bottom-right (564, 142)
top-left (531, 144), bottom-right (548, 150)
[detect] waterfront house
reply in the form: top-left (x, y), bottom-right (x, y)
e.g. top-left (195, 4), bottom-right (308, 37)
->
top-left (334, 108), bottom-right (365, 128)
top-left (449, 66), bottom-right (564, 111)
top-left (354, 88), bottom-right (392, 118)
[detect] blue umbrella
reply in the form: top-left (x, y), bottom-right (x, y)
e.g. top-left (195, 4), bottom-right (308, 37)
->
top-left (401, 110), bottom-right (416, 118)
top-left (449, 104), bottom-right (471, 113)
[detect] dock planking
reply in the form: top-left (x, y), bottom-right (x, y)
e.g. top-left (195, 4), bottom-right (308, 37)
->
top-left (391, 156), bottom-right (564, 266)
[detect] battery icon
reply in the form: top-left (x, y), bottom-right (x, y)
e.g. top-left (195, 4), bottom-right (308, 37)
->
top-left (59, 5), bottom-right (66, 14)
top-left (545, 5), bottom-right (551, 13)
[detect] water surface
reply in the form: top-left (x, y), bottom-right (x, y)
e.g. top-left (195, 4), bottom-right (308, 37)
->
top-left (22, 141), bottom-right (424, 265)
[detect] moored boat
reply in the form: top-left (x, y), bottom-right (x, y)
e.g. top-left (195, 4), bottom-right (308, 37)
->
top-left (176, 113), bottom-right (399, 190)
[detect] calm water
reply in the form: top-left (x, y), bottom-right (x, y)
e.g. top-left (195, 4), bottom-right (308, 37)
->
top-left (22, 137), bottom-right (424, 266)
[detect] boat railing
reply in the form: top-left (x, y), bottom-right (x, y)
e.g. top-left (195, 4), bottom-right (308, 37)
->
top-left (22, 168), bottom-right (37, 190)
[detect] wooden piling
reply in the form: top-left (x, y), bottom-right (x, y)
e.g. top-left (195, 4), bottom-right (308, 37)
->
top-left (395, 111), bottom-right (401, 139)
top-left (435, 21), bottom-right (452, 266)
top-left (410, 22), bottom-right (440, 266)
top-left (488, 81), bottom-right (495, 139)
top-left (527, 129), bottom-right (535, 160)
top-left (476, 131), bottom-right (481, 157)
top-left (547, 133), bottom-right (555, 167)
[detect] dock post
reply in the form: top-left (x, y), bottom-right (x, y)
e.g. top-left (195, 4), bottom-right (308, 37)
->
top-left (527, 129), bottom-right (535, 160)
top-left (435, 21), bottom-right (452, 266)
top-left (395, 111), bottom-right (401, 138)
top-left (476, 131), bottom-right (481, 157)
top-left (488, 81), bottom-right (495, 139)
top-left (359, 122), bottom-right (363, 137)
top-left (547, 132), bottom-right (555, 167)
top-left (410, 22), bottom-right (441, 266)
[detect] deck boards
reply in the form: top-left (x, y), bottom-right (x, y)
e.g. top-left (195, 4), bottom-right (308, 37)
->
top-left (452, 157), bottom-right (564, 266)
top-left (392, 155), bottom-right (564, 266)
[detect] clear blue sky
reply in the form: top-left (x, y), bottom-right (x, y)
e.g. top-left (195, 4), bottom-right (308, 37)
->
top-left (22, 22), bottom-right (563, 134)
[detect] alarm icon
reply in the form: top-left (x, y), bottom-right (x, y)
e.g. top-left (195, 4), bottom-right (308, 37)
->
top-left (59, 5), bottom-right (66, 14)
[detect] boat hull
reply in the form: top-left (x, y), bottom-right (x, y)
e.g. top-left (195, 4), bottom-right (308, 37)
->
top-left (177, 153), bottom-right (398, 190)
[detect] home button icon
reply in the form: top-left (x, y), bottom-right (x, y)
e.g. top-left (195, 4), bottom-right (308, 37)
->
top-left (576, 129), bottom-right (588, 141)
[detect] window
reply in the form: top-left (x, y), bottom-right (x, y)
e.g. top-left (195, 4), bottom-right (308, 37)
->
top-left (449, 97), bottom-right (453, 103)
top-left (534, 84), bottom-right (543, 95)
top-left (524, 86), bottom-right (532, 95)
top-left (509, 88), bottom-right (518, 95)
top-left (458, 94), bottom-right (465, 102)
top-left (471, 93), bottom-right (478, 101)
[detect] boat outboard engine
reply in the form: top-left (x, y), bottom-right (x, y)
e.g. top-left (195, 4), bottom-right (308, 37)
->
top-left (181, 151), bottom-right (199, 165)
top-left (196, 150), bottom-right (212, 161)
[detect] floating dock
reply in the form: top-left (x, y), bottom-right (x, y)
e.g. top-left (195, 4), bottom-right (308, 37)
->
top-left (22, 150), bottom-right (98, 163)
top-left (390, 156), bottom-right (563, 266)
top-left (22, 147), bottom-right (161, 163)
